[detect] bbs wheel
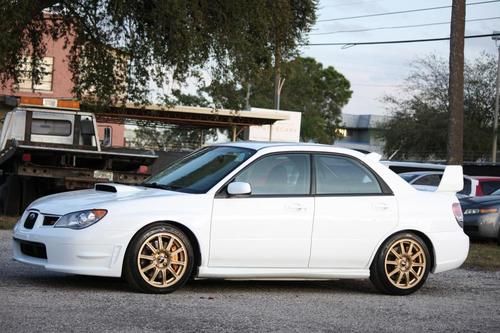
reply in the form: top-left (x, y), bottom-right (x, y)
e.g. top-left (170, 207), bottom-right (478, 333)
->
top-left (124, 224), bottom-right (194, 293)
top-left (370, 233), bottom-right (430, 295)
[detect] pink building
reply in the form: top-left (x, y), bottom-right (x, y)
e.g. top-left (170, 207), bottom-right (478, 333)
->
top-left (0, 26), bottom-right (125, 147)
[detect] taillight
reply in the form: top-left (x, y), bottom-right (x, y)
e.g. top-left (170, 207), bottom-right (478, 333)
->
top-left (137, 165), bottom-right (149, 174)
top-left (452, 202), bottom-right (464, 228)
top-left (22, 153), bottom-right (31, 162)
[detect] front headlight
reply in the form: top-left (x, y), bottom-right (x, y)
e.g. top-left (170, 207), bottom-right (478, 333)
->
top-left (54, 209), bottom-right (107, 229)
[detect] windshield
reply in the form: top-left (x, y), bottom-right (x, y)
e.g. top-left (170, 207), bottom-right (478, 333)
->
top-left (144, 146), bottom-right (255, 193)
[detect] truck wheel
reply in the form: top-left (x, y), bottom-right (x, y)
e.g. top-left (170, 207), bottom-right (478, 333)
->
top-left (0, 176), bottom-right (6, 215)
top-left (2, 176), bottom-right (22, 216)
top-left (124, 224), bottom-right (194, 293)
top-left (370, 232), bottom-right (430, 295)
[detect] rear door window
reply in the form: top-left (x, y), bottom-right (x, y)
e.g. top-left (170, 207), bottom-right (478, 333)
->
top-left (314, 155), bottom-right (382, 195)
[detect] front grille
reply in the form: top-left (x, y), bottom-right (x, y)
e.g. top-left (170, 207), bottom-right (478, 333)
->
top-left (43, 215), bottom-right (60, 226)
top-left (464, 225), bottom-right (479, 232)
top-left (23, 212), bottom-right (39, 229)
top-left (17, 239), bottom-right (47, 259)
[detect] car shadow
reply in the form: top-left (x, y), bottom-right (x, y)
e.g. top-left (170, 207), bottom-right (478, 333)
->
top-left (183, 278), bottom-right (377, 295)
top-left (14, 272), bottom-right (377, 295)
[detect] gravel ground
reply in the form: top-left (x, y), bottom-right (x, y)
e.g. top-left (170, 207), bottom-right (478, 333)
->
top-left (0, 230), bottom-right (499, 332)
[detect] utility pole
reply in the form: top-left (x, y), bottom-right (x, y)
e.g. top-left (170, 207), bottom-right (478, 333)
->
top-left (447, 0), bottom-right (465, 165)
top-left (491, 31), bottom-right (500, 163)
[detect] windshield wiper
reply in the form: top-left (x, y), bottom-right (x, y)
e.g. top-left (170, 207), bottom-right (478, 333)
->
top-left (141, 182), bottom-right (182, 191)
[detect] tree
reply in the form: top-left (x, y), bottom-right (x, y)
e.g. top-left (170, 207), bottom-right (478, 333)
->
top-left (380, 53), bottom-right (497, 161)
top-left (248, 57), bottom-right (352, 143)
top-left (0, 0), bottom-right (316, 105)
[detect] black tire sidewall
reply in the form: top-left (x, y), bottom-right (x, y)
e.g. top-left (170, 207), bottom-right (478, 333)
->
top-left (371, 232), bottom-right (431, 296)
top-left (124, 224), bottom-right (194, 294)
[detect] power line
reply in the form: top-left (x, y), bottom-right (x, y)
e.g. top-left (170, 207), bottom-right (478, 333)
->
top-left (317, 0), bottom-right (500, 23)
top-left (311, 17), bottom-right (500, 36)
top-left (303, 33), bottom-right (500, 47)
top-left (321, 0), bottom-right (383, 9)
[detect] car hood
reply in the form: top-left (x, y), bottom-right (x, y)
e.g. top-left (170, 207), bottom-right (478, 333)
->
top-left (28, 183), bottom-right (185, 215)
top-left (459, 195), bottom-right (500, 208)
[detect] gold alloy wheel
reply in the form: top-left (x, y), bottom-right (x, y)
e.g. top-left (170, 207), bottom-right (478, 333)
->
top-left (137, 232), bottom-right (188, 288)
top-left (384, 238), bottom-right (427, 289)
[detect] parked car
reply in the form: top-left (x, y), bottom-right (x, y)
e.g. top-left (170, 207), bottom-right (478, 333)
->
top-left (460, 194), bottom-right (500, 245)
top-left (473, 177), bottom-right (500, 196)
top-left (12, 143), bottom-right (468, 295)
top-left (398, 171), bottom-right (478, 197)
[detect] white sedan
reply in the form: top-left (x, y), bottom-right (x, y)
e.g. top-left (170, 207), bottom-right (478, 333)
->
top-left (13, 142), bottom-right (469, 295)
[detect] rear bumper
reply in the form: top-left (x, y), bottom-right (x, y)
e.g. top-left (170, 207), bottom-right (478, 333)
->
top-left (429, 230), bottom-right (469, 274)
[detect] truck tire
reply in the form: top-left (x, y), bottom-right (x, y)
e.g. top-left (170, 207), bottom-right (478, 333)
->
top-left (1, 175), bottom-right (22, 216)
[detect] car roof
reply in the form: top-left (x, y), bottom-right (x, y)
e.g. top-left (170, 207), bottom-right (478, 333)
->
top-left (214, 141), bottom-right (366, 157)
top-left (473, 176), bottom-right (500, 181)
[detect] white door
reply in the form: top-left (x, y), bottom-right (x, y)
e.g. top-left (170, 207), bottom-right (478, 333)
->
top-left (209, 153), bottom-right (314, 268)
top-left (309, 154), bottom-right (398, 269)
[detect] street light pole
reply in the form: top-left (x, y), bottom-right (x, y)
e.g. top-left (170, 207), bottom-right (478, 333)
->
top-left (492, 31), bottom-right (500, 163)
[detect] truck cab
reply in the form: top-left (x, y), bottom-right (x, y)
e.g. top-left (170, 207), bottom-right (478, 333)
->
top-left (1, 106), bottom-right (99, 151)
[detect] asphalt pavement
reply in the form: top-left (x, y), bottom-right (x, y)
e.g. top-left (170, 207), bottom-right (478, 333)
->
top-left (0, 230), bottom-right (499, 332)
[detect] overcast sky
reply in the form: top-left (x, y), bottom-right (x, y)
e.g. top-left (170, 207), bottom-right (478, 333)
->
top-left (300, 0), bottom-right (500, 115)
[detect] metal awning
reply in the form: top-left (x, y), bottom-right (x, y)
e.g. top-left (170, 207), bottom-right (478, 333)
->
top-left (87, 103), bottom-right (289, 128)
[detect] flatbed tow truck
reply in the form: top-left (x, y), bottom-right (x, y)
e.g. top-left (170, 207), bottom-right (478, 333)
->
top-left (0, 96), bottom-right (157, 215)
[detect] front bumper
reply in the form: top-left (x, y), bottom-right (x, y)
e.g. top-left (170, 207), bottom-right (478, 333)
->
top-left (12, 210), bottom-right (132, 277)
top-left (463, 214), bottom-right (500, 240)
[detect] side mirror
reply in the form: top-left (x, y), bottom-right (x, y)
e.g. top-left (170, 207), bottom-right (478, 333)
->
top-left (227, 182), bottom-right (252, 196)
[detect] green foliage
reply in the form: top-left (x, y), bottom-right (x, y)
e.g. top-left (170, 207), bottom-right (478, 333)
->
top-left (380, 53), bottom-right (497, 161)
top-left (0, 0), bottom-right (317, 106)
top-left (248, 57), bottom-right (352, 143)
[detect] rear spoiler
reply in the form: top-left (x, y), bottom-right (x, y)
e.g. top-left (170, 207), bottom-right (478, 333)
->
top-left (437, 165), bottom-right (463, 193)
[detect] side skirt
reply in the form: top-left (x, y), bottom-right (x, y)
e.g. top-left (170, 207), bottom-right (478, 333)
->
top-left (198, 267), bottom-right (370, 280)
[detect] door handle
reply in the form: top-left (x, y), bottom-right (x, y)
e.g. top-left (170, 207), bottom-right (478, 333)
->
top-left (373, 203), bottom-right (389, 210)
top-left (286, 203), bottom-right (307, 211)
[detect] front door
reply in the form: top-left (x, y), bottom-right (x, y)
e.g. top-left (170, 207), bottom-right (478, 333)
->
top-left (209, 153), bottom-right (314, 268)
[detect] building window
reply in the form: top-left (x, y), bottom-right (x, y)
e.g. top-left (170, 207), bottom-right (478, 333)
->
top-left (18, 57), bottom-right (54, 92)
top-left (102, 127), bottom-right (112, 147)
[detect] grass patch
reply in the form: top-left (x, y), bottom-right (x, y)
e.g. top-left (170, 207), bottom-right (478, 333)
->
top-left (464, 241), bottom-right (500, 271)
top-left (0, 215), bottom-right (18, 230)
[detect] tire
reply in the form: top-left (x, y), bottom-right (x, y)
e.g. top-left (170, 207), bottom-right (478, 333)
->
top-left (370, 232), bottom-right (431, 295)
top-left (2, 175), bottom-right (22, 216)
top-left (124, 224), bottom-right (194, 293)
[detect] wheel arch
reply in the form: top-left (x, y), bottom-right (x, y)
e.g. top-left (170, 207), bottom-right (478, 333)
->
top-left (371, 229), bottom-right (436, 271)
top-left (122, 220), bottom-right (202, 277)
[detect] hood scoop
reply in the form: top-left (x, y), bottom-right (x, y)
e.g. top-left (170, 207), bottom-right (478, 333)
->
top-left (94, 183), bottom-right (143, 194)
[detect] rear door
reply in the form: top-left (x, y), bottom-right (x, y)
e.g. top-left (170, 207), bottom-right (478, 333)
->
top-left (309, 154), bottom-right (398, 269)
